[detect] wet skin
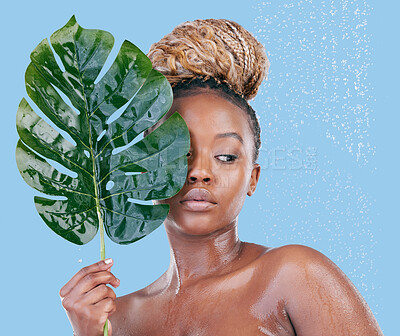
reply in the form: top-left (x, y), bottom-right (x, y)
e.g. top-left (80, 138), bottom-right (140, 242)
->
top-left (60, 91), bottom-right (383, 336)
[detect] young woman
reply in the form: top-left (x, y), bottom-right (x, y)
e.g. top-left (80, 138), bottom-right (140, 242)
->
top-left (59, 19), bottom-right (383, 336)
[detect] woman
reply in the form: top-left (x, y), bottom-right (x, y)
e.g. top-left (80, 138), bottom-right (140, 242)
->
top-left (59, 19), bottom-right (383, 336)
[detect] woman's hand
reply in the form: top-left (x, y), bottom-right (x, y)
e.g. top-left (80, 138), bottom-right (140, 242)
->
top-left (60, 259), bottom-right (120, 336)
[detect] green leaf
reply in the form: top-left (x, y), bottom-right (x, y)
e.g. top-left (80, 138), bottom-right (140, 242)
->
top-left (16, 16), bottom-right (190, 245)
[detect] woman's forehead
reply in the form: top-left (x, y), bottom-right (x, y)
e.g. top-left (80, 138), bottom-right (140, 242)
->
top-left (171, 93), bottom-right (252, 135)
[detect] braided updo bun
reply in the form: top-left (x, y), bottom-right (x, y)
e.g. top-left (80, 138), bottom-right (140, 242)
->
top-left (146, 19), bottom-right (269, 163)
top-left (147, 19), bottom-right (269, 101)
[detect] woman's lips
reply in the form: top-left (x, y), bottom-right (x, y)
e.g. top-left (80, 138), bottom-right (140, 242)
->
top-left (180, 188), bottom-right (217, 211)
top-left (180, 200), bottom-right (217, 211)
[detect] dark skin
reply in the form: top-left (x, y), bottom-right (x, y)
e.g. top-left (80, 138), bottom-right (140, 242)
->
top-left (60, 91), bottom-right (383, 336)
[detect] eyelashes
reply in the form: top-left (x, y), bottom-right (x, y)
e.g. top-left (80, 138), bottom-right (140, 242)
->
top-left (186, 152), bottom-right (238, 163)
top-left (215, 154), bottom-right (238, 163)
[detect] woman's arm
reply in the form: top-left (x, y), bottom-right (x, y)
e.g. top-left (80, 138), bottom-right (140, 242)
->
top-left (280, 245), bottom-right (383, 336)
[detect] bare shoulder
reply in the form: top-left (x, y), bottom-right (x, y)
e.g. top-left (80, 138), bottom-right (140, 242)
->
top-left (110, 270), bottom-right (175, 336)
top-left (254, 243), bottom-right (337, 278)
top-left (258, 244), bottom-right (383, 336)
top-left (110, 291), bottom-right (138, 335)
top-left (261, 244), bottom-right (365, 296)
top-left (257, 243), bottom-right (359, 285)
top-left (260, 243), bottom-right (329, 262)
top-left (110, 286), bottom-right (156, 336)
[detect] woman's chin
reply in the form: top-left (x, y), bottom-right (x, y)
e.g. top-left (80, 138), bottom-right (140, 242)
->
top-left (165, 218), bottom-right (224, 237)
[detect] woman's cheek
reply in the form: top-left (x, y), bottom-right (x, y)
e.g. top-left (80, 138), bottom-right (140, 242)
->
top-left (222, 179), bottom-right (248, 221)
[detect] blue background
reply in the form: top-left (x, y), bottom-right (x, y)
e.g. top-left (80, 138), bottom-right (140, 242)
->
top-left (1, 0), bottom-right (398, 335)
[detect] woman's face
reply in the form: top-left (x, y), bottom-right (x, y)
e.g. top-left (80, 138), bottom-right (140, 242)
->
top-left (156, 91), bottom-right (260, 236)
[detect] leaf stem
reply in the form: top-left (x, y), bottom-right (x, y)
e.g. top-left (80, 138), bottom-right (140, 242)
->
top-left (75, 34), bottom-right (108, 336)
top-left (92, 142), bottom-right (107, 336)
top-left (95, 188), bottom-right (108, 336)
top-left (99, 208), bottom-right (106, 260)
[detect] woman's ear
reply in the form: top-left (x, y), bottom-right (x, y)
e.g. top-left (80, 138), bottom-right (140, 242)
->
top-left (247, 163), bottom-right (261, 196)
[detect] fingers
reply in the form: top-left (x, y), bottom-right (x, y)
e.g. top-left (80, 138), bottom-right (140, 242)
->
top-left (80, 284), bottom-right (117, 306)
top-left (60, 259), bottom-right (115, 299)
top-left (94, 297), bottom-right (117, 314)
top-left (60, 259), bottom-right (119, 336)
top-left (69, 270), bottom-right (120, 299)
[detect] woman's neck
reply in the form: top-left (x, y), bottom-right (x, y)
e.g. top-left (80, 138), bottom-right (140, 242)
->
top-left (164, 219), bottom-right (243, 292)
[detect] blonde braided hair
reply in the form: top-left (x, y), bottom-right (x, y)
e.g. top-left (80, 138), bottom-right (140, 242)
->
top-left (147, 19), bottom-right (269, 101)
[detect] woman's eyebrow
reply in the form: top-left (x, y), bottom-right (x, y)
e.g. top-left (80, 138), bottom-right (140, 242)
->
top-left (215, 132), bottom-right (244, 144)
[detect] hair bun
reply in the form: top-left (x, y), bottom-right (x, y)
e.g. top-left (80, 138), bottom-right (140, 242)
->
top-left (147, 19), bottom-right (269, 101)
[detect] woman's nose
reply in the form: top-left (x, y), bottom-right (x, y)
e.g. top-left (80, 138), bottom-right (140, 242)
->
top-left (187, 153), bottom-right (213, 184)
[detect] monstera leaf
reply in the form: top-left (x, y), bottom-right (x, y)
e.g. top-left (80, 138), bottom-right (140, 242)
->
top-left (16, 16), bottom-right (190, 249)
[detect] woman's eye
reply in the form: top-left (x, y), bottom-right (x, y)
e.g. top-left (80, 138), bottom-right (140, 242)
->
top-left (216, 154), bottom-right (237, 162)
